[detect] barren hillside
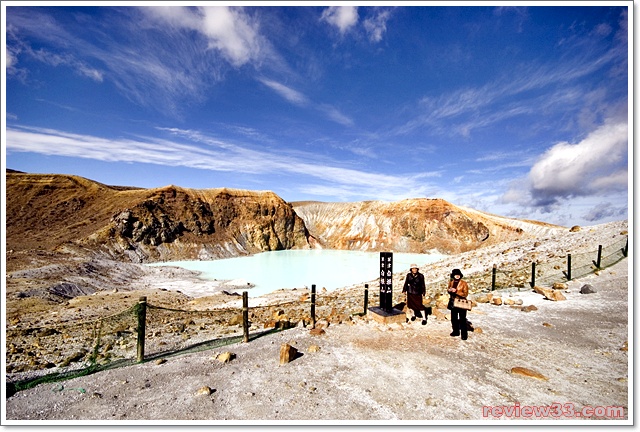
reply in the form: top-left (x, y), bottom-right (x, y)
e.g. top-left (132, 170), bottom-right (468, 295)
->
top-left (293, 199), bottom-right (563, 254)
top-left (6, 171), bottom-right (310, 269)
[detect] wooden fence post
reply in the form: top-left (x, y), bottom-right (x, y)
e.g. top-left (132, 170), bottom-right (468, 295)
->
top-left (563, 253), bottom-right (572, 281)
top-left (363, 284), bottom-right (369, 315)
top-left (311, 284), bottom-right (316, 329)
top-left (136, 296), bottom-right (147, 363)
top-left (592, 245), bottom-right (603, 269)
top-left (529, 262), bottom-right (536, 288)
top-left (242, 291), bottom-right (249, 343)
top-left (491, 264), bottom-right (497, 291)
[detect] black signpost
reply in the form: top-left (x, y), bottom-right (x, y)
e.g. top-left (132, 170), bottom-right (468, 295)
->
top-left (379, 252), bottom-right (393, 311)
top-left (368, 251), bottom-right (403, 323)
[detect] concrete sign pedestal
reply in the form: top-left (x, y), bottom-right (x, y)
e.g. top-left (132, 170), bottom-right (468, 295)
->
top-left (368, 306), bottom-right (406, 325)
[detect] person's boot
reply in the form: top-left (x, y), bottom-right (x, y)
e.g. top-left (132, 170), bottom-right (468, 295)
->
top-left (450, 330), bottom-right (460, 337)
top-left (461, 331), bottom-right (468, 340)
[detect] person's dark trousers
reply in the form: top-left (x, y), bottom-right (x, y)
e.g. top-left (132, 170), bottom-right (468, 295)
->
top-left (451, 307), bottom-right (468, 339)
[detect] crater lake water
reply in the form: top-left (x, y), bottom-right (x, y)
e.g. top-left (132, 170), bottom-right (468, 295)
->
top-left (150, 249), bottom-right (447, 298)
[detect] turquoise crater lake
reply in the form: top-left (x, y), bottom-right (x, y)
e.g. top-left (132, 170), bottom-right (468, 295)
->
top-left (150, 249), bottom-right (447, 298)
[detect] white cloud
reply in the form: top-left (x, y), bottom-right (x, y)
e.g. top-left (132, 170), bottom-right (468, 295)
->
top-left (363, 9), bottom-right (391, 43)
top-left (141, 6), bottom-right (267, 68)
top-left (6, 48), bottom-right (16, 68)
top-left (528, 121), bottom-right (628, 197)
top-left (140, 5), bottom-right (201, 29)
top-left (501, 120), bottom-right (628, 213)
top-left (258, 78), bottom-right (308, 105)
top-left (318, 104), bottom-right (354, 126)
top-left (200, 6), bottom-right (264, 67)
top-left (321, 6), bottom-right (359, 34)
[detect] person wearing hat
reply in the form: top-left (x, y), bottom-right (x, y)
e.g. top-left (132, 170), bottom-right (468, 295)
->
top-left (402, 264), bottom-right (428, 325)
top-left (447, 268), bottom-right (470, 340)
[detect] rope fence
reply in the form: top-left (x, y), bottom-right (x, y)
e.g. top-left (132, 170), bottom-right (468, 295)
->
top-left (6, 234), bottom-right (628, 396)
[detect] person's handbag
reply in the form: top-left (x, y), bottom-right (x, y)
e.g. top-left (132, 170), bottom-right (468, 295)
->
top-left (453, 297), bottom-right (472, 311)
top-left (447, 297), bottom-right (454, 310)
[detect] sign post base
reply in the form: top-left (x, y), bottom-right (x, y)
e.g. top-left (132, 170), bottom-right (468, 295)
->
top-left (367, 306), bottom-right (406, 325)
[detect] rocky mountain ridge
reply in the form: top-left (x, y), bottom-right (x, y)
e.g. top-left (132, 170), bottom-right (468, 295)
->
top-left (7, 171), bottom-right (563, 271)
top-left (292, 199), bottom-right (562, 254)
top-left (6, 171), bottom-right (310, 269)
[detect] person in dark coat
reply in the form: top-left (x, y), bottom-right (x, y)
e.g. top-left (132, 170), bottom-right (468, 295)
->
top-left (447, 268), bottom-right (470, 340)
top-left (402, 264), bottom-right (427, 325)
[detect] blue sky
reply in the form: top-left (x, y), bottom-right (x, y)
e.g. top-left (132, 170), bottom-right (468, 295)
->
top-left (3, 3), bottom-right (631, 227)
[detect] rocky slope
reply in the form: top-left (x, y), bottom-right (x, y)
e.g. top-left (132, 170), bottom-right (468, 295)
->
top-left (293, 199), bottom-right (563, 254)
top-left (6, 171), bottom-right (311, 267)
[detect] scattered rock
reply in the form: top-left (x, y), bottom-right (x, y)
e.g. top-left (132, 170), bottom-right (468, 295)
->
top-left (216, 352), bottom-right (235, 363)
top-left (521, 305), bottom-right (538, 312)
top-left (308, 344), bottom-right (321, 353)
top-left (279, 343), bottom-right (298, 364)
top-left (309, 328), bottom-right (326, 336)
top-left (570, 226), bottom-right (581, 232)
top-left (542, 322), bottom-right (553, 327)
top-left (195, 386), bottom-right (212, 396)
top-left (474, 293), bottom-right (493, 303)
top-left (580, 284), bottom-right (597, 294)
top-left (491, 297), bottom-right (502, 306)
top-left (552, 282), bottom-right (568, 290)
top-left (228, 314), bottom-right (243, 326)
top-left (59, 349), bottom-right (88, 367)
top-left (533, 286), bottom-right (566, 301)
top-left (155, 358), bottom-right (167, 365)
top-left (431, 308), bottom-right (447, 320)
top-left (510, 366), bottom-right (548, 380)
top-left (425, 397), bottom-right (440, 406)
top-left (620, 341), bottom-right (628, 352)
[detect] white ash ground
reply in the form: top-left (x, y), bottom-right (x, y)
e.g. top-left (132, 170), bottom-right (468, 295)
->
top-left (3, 220), bottom-right (631, 424)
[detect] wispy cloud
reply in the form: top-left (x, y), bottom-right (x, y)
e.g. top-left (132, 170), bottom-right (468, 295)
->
top-left (318, 104), bottom-right (354, 126)
top-left (258, 78), bottom-right (308, 106)
top-left (363, 8), bottom-right (393, 42)
top-left (582, 201), bottom-right (626, 222)
top-left (258, 78), bottom-right (353, 126)
top-left (396, 10), bottom-right (628, 139)
top-left (6, 7), bottom-right (280, 118)
top-left (6, 19), bottom-right (103, 82)
top-left (6, 125), bottom-right (433, 201)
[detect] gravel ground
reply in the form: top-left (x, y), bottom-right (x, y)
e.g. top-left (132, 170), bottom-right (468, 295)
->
top-left (3, 257), bottom-right (630, 425)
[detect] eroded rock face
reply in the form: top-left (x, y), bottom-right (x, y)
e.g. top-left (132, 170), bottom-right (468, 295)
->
top-left (292, 199), bottom-right (560, 255)
top-left (98, 187), bottom-right (311, 261)
top-left (6, 173), bottom-right (310, 264)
